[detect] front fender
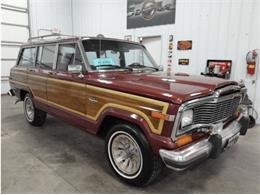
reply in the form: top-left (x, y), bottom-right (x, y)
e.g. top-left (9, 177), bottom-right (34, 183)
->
top-left (96, 107), bottom-right (176, 154)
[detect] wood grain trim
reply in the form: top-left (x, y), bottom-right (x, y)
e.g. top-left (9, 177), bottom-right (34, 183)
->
top-left (11, 71), bottom-right (27, 76)
top-left (10, 80), bottom-right (27, 86)
top-left (28, 74), bottom-right (46, 80)
top-left (87, 85), bottom-right (169, 134)
top-left (10, 77), bottom-right (170, 134)
top-left (35, 96), bottom-right (167, 134)
top-left (48, 77), bottom-right (85, 87)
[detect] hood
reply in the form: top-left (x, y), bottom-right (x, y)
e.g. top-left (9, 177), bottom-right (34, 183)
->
top-left (87, 71), bottom-right (238, 104)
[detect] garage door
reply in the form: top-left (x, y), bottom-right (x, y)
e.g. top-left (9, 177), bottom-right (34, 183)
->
top-left (1, 0), bottom-right (31, 94)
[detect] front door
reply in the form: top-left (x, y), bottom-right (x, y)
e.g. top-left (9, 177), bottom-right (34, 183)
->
top-left (47, 42), bottom-right (87, 117)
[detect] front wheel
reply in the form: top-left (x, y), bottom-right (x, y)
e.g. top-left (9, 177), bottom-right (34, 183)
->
top-left (24, 93), bottom-right (46, 126)
top-left (105, 123), bottom-right (163, 186)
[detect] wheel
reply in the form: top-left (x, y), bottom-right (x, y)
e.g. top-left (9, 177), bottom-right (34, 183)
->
top-left (23, 93), bottom-right (46, 126)
top-left (105, 123), bottom-right (163, 186)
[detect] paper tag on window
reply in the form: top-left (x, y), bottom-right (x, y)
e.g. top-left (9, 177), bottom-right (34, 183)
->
top-left (92, 58), bottom-right (114, 66)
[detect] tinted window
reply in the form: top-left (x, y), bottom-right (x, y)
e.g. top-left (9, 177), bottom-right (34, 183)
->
top-left (18, 47), bottom-right (36, 67)
top-left (57, 43), bottom-right (84, 71)
top-left (40, 45), bottom-right (56, 69)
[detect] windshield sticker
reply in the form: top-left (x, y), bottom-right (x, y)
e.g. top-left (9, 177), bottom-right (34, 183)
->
top-left (92, 58), bottom-right (115, 66)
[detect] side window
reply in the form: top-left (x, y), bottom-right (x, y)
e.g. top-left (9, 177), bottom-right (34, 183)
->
top-left (57, 43), bottom-right (85, 71)
top-left (40, 45), bottom-right (56, 69)
top-left (57, 43), bottom-right (76, 71)
top-left (18, 47), bottom-right (36, 67)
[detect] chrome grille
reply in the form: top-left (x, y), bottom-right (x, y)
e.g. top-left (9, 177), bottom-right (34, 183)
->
top-left (193, 97), bottom-right (240, 124)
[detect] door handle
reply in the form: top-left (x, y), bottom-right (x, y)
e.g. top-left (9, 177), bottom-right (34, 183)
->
top-left (28, 69), bottom-right (35, 72)
top-left (48, 72), bottom-right (55, 75)
top-left (88, 96), bottom-right (98, 103)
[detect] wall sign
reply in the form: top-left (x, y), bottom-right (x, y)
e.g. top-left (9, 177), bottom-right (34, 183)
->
top-left (167, 35), bottom-right (174, 73)
top-left (178, 59), bottom-right (189, 65)
top-left (177, 40), bottom-right (192, 50)
top-left (127, 0), bottom-right (176, 29)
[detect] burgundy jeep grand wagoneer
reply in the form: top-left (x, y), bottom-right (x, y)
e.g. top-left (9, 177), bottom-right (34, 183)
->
top-left (9, 34), bottom-right (249, 186)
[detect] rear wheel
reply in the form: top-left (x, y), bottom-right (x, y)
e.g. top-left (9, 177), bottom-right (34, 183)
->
top-left (105, 123), bottom-right (163, 186)
top-left (24, 93), bottom-right (46, 126)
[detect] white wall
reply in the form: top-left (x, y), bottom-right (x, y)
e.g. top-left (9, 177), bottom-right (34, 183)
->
top-left (1, 0), bottom-right (73, 94)
top-left (29, 0), bottom-right (73, 36)
top-left (1, 0), bottom-right (29, 94)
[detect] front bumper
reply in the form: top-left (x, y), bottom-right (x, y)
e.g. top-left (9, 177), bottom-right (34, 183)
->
top-left (159, 120), bottom-right (242, 171)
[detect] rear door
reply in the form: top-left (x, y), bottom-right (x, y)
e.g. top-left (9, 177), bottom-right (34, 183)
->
top-left (27, 44), bottom-right (57, 104)
top-left (10, 46), bottom-right (37, 91)
top-left (47, 42), bottom-right (87, 116)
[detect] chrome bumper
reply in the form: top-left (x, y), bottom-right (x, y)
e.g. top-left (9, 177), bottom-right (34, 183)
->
top-left (159, 120), bottom-right (241, 171)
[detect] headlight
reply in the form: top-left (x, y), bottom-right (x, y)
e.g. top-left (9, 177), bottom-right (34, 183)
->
top-left (181, 109), bottom-right (193, 128)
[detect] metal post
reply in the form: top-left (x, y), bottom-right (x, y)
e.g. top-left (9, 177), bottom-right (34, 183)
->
top-left (27, 0), bottom-right (31, 38)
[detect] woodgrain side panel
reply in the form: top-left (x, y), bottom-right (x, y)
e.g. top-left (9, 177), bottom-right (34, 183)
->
top-left (28, 74), bottom-right (47, 99)
top-left (47, 78), bottom-right (86, 115)
top-left (10, 67), bottom-right (27, 84)
top-left (86, 85), bottom-right (169, 134)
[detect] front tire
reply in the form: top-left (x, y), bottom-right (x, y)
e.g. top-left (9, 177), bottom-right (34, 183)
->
top-left (105, 123), bottom-right (163, 186)
top-left (24, 93), bottom-right (46, 126)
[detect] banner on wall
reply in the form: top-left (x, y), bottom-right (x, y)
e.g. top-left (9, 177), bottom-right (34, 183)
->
top-left (127, 0), bottom-right (176, 29)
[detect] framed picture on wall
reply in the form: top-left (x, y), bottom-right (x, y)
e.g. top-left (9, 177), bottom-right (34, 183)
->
top-left (127, 0), bottom-right (176, 29)
top-left (177, 40), bottom-right (192, 50)
top-left (178, 59), bottom-right (190, 65)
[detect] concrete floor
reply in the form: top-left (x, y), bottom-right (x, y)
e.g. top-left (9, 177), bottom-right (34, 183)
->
top-left (1, 95), bottom-right (260, 193)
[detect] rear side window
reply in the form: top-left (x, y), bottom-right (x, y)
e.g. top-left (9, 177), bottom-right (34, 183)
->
top-left (18, 47), bottom-right (36, 67)
top-left (40, 45), bottom-right (56, 69)
top-left (57, 43), bottom-right (84, 71)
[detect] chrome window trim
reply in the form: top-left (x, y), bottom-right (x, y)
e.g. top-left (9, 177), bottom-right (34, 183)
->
top-left (171, 85), bottom-right (242, 140)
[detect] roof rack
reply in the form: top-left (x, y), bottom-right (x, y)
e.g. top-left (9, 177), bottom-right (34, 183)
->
top-left (28, 33), bottom-right (78, 42)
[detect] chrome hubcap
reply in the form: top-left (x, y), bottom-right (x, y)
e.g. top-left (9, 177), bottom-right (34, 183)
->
top-left (108, 131), bottom-right (142, 179)
top-left (24, 97), bottom-right (34, 122)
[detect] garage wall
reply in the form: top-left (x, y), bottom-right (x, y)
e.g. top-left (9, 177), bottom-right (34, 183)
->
top-left (1, 0), bottom-right (73, 94)
top-left (29, 0), bottom-right (73, 36)
top-left (1, 0), bottom-right (30, 94)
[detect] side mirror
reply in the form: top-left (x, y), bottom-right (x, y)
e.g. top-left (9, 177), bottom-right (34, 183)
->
top-left (158, 65), bottom-right (164, 71)
top-left (68, 64), bottom-right (83, 73)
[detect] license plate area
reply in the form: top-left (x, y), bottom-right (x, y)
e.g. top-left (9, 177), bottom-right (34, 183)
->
top-left (225, 133), bottom-right (239, 148)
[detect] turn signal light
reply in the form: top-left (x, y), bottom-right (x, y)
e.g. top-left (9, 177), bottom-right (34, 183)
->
top-left (151, 111), bottom-right (169, 120)
top-left (176, 135), bottom-right (193, 147)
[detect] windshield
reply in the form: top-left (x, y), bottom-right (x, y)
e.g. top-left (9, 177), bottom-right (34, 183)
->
top-left (82, 39), bottom-right (158, 71)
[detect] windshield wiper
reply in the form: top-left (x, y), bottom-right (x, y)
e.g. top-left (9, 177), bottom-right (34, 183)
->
top-left (128, 63), bottom-right (158, 71)
top-left (94, 65), bottom-right (131, 71)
